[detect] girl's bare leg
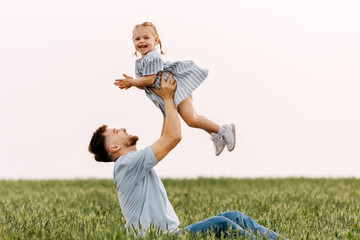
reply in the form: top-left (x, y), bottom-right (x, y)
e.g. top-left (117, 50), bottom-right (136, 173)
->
top-left (178, 96), bottom-right (219, 134)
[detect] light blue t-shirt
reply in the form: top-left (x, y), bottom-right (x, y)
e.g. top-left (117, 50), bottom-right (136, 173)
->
top-left (113, 146), bottom-right (180, 233)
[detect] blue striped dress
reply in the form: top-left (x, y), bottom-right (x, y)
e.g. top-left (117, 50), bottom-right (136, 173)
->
top-left (135, 49), bottom-right (209, 115)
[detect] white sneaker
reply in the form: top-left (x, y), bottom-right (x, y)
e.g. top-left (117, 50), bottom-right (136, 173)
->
top-left (210, 133), bottom-right (225, 156)
top-left (222, 124), bottom-right (236, 151)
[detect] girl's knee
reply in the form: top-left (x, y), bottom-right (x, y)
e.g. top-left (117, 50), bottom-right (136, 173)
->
top-left (184, 116), bottom-right (199, 128)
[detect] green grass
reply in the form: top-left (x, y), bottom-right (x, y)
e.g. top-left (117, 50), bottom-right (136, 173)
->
top-left (1, 178), bottom-right (359, 239)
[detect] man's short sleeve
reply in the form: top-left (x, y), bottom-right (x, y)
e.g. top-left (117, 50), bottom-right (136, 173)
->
top-left (113, 146), bottom-right (158, 184)
top-left (143, 146), bottom-right (158, 171)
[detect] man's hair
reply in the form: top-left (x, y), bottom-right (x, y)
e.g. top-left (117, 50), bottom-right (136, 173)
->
top-left (88, 124), bottom-right (112, 162)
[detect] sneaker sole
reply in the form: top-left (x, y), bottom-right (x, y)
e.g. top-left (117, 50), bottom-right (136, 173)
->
top-left (227, 123), bottom-right (236, 152)
top-left (216, 144), bottom-right (225, 156)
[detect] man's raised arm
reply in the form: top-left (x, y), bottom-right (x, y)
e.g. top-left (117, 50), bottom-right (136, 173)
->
top-left (151, 73), bottom-right (181, 162)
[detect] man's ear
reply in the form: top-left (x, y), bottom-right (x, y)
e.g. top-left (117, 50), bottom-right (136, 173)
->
top-left (109, 144), bottom-right (121, 153)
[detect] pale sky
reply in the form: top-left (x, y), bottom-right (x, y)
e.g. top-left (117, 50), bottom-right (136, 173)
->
top-left (1, 0), bottom-right (359, 179)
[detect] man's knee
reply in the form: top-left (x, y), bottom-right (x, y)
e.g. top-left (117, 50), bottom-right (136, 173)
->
top-left (210, 216), bottom-right (233, 237)
top-left (217, 211), bottom-right (250, 226)
top-left (212, 216), bottom-right (239, 232)
top-left (217, 210), bottom-right (245, 218)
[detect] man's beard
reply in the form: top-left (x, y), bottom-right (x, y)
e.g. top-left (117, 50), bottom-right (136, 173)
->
top-left (127, 135), bottom-right (139, 147)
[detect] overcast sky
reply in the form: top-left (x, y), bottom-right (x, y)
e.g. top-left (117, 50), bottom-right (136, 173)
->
top-left (1, 0), bottom-right (359, 179)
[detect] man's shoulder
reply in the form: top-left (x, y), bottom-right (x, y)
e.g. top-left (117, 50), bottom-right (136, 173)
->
top-left (113, 146), bottom-right (157, 183)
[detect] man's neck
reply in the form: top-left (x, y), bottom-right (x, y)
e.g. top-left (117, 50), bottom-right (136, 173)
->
top-left (123, 146), bottom-right (137, 155)
top-left (112, 146), bottom-right (137, 161)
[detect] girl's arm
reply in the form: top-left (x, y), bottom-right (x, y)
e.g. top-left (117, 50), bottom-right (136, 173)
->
top-left (130, 75), bottom-right (157, 87)
top-left (114, 74), bottom-right (157, 90)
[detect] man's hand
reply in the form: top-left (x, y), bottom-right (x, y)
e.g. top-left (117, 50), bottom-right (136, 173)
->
top-left (114, 74), bottom-right (133, 90)
top-left (151, 72), bottom-right (177, 100)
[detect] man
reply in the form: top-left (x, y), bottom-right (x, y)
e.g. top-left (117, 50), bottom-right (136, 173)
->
top-left (88, 73), bottom-right (279, 239)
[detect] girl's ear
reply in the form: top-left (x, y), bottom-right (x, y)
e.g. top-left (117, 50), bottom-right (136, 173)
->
top-left (155, 37), bottom-right (159, 45)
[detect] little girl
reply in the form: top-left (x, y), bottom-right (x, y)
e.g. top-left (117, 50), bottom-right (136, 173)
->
top-left (114, 22), bottom-right (235, 156)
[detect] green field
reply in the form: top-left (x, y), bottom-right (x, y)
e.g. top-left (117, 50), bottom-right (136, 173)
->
top-left (1, 178), bottom-right (359, 239)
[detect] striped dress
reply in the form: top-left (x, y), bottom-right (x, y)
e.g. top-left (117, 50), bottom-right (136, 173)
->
top-left (135, 49), bottom-right (209, 115)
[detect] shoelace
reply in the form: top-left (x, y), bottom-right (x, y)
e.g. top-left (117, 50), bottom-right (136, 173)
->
top-left (222, 135), bottom-right (229, 145)
top-left (210, 136), bottom-right (224, 149)
top-left (210, 135), bottom-right (221, 142)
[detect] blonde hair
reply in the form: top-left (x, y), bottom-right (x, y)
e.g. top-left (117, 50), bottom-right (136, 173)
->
top-left (133, 22), bottom-right (165, 56)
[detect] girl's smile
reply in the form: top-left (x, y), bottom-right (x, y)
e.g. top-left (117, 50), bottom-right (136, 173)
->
top-left (133, 26), bottom-right (159, 57)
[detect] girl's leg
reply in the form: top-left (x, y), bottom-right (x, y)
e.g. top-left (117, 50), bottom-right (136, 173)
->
top-left (178, 96), bottom-right (219, 134)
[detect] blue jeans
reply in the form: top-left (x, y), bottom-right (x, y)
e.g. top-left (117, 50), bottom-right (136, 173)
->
top-left (183, 211), bottom-right (278, 239)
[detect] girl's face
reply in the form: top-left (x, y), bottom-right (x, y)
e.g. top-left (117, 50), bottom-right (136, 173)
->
top-left (133, 26), bottom-right (158, 57)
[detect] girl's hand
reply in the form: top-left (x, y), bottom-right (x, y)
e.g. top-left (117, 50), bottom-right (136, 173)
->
top-left (114, 74), bottom-right (133, 90)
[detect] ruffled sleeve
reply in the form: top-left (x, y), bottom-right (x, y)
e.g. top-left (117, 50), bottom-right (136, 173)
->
top-left (142, 51), bottom-right (164, 76)
top-left (135, 59), bottom-right (143, 78)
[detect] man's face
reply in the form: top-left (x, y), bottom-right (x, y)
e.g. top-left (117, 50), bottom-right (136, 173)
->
top-left (104, 128), bottom-right (139, 149)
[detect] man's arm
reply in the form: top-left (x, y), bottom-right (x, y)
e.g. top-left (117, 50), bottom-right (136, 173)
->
top-left (160, 116), bottom-right (165, 137)
top-left (151, 73), bottom-right (181, 162)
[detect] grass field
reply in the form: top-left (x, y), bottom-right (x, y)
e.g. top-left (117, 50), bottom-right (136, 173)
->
top-left (1, 178), bottom-right (359, 239)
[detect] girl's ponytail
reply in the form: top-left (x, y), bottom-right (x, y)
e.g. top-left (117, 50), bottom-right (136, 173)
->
top-left (158, 39), bottom-right (165, 55)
